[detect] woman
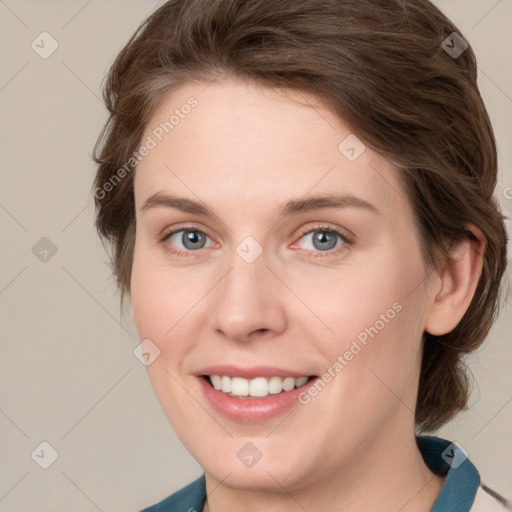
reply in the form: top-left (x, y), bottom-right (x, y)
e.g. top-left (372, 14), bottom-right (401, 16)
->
top-left (93, 0), bottom-right (510, 510)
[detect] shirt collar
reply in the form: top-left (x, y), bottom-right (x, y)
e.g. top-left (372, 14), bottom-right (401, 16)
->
top-left (417, 435), bottom-right (480, 511)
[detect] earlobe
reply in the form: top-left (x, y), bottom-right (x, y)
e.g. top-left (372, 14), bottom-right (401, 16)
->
top-left (425, 226), bottom-right (486, 336)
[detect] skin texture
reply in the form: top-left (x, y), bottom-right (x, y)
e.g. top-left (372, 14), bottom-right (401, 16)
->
top-left (131, 79), bottom-right (484, 512)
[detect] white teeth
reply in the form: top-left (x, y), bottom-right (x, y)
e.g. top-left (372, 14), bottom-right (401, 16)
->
top-left (268, 376), bottom-right (283, 394)
top-left (208, 375), bottom-right (311, 398)
top-left (295, 376), bottom-right (308, 387)
top-left (282, 377), bottom-right (296, 392)
top-left (231, 377), bottom-right (249, 396)
top-left (210, 375), bottom-right (222, 390)
top-left (221, 375), bottom-right (232, 393)
top-left (249, 377), bottom-right (268, 397)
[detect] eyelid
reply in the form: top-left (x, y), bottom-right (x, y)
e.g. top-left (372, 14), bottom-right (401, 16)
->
top-left (289, 223), bottom-right (355, 257)
top-left (159, 223), bottom-right (218, 257)
top-left (159, 222), bottom-right (215, 242)
top-left (159, 222), bottom-right (355, 257)
top-left (292, 223), bottom-right (355, 245)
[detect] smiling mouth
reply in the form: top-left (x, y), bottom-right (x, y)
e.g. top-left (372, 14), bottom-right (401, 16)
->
top-left (203, 375), bottom-right (316, 399)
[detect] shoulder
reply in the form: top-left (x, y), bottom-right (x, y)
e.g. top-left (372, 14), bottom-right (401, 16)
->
top-left (470, 485), bottom-right (512, 512)
top-left (139, 474), bottom-right (206, 512)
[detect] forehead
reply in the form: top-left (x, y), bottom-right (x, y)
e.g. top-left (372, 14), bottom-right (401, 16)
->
top-left (135, 79), bottom-right (407, 220)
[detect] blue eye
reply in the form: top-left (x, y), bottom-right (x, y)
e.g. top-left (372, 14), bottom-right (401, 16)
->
top-left (162, 226), bottom-right (351, 257)
top-left (298, 229), bottom-right (345, 251)
top-left (168, 229), bottom-right (213, 251)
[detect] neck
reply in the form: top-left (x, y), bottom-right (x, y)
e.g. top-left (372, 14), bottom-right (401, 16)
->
top-left (202, 416), bottom-right (444, 512)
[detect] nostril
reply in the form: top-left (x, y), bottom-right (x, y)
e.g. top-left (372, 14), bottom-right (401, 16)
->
top-left (249, 328), bottom-right (270, 337)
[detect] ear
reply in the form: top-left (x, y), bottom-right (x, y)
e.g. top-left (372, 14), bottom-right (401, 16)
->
top-left (424, 225), bottom-right (486, 336)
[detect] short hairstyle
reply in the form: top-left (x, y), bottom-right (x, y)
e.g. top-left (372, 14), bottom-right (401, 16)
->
top-left (93, 0), bottom-right (508, 431)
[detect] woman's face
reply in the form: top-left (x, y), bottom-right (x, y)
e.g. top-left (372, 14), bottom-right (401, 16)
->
top-left (131, 79), bottom-right (438, 490)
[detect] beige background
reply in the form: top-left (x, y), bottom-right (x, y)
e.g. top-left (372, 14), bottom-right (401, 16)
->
top-left (0, 1), bottom-right (510, 510)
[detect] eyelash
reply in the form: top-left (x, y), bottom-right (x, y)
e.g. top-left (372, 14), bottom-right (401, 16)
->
top-left (158, 224), bottom-right (214, 259)
top-left (159, 223), bottom-right (354, 259)
top-left (293, 224), bottom-right (354, 258)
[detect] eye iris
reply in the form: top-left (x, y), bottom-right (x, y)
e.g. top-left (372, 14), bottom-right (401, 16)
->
top-left (182, 230), bottom-right (206, 250)
top-left (313, 231), bottom-right (337, 251)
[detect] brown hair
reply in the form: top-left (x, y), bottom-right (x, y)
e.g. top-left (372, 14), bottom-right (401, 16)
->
top-left (93, 0), bottom-right (508, 431)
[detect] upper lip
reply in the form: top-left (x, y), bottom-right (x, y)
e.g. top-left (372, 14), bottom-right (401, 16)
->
top-left (196, 365), bottom-right (315, 379)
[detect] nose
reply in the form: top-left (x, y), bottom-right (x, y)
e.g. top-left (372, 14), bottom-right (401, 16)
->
top-left (210, 252), bottom-right (288, 343)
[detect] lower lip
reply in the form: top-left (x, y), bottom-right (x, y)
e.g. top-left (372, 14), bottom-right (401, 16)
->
top-left (197, 377), bottom-right (318, 422)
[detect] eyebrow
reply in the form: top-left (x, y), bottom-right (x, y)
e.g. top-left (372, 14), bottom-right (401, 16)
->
top-left (141, 192), bottom-right (380, 217)
top-left (280, 194), bottom-right (380, 216)
top-left (141, 193), bottom-right (213, 215)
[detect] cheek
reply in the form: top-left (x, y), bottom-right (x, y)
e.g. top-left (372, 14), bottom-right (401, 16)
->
top-left (324, 283), bottom-right (427, 422)
top-left (130, 249), bottom-right (206, 427)
top-left (130, 264), bottom-right (167, 339)
top-left (130, 244), bottom-right (204, 342)
top-left (298, 250), bottom-right (428, 387)
top-left (295, 225), bottom-right (424, 327)
top-left (131, 244), bottom-right (173, 351)
top-left (293, 260), bottom-right (422, 346)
